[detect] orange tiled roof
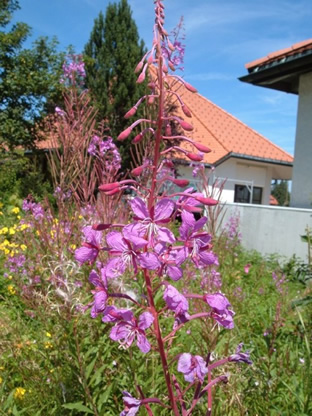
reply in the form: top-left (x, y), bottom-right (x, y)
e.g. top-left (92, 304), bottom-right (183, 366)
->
top-left (170, 80), bottom-right (293, 165)
top-left (245, 39), bottom-right (312, 70)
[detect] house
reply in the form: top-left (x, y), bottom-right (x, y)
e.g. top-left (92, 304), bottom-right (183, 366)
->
top-left (239, 39), bottom-right (312, 208)
top-left (170, 80), bottom-right (293, 205)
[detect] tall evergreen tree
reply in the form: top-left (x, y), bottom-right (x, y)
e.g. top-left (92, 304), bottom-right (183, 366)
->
top-left (0, 0), bottom-right (65, 151)
top-left (83, 0), bottom-right (146, 168)
top-left (271, 180), bottom-right (290, 206)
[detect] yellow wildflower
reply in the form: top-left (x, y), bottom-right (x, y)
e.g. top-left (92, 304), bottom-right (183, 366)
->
top-left (7, 285), bottom-right (16, 295)
top-left (0, 211), bottom-right (3, 216)
top-left (9, 227), bottom-right (16, 235)
top-left (11, 207), bottom-right (20, 214)
top-left (14, 387), bottom-right (26, 400)
top-left (20, 223), bottom-right (30, 231)
top-left (8, 275), bottom-right (13, 280)
top-left (0, 227), bottom-right (8, 234)
top-left (0, 376), bottom-right (2, 384)
top-left (20, 244), bottom-right (27, 251)
top-left (70, 244), bottom-right (76, 250)
top-left (44, 341), bottom-right (53, 349)
top-left (36, 230), bottom-right (40, 236)
top-left (78, 215), bottom-right (83, 219)
top-left (46, 332), bottom-right (52, 338)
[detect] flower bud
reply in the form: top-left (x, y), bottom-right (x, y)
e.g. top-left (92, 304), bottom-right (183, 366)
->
top-left (186, 152), bottom-right (203, 162)
top-left (92, 224), bottom-right (111, 231)
top-left (124, 106), bottom-right (137, 119)
top-left (148, 96), bottom-right (155, 105)
top-left (148, 54), bottom-right (154, 64)
top-left (99, 182), bottom-right (120, 192)
top-left (162, 63), bottom-right (168, 73)
top-left (168, 40), bottom-right (175, 51)
top-left (180, 120), bottom-right (194, 131)
top-left (132, 132), bottom-right (144, 143)
top-left (165, 124), bottom-right (172, 136)
top-left (105, 188), bottom-right (121, 196)
top-left (117, 127), bottom-right (132, 141)
top-left (193, 142), bottom-right (211, 153)
top-left (168, 61), bottom-right (175, 71)
top-left (165, 160), bottom-right (174, 168)
top-left (131, 165), bottom-right (144, 176)
top-left (137, 71), bottom-right (146, 84)
top-left (184, 82), bottom-right (197, 93)
top-left (135, 61), bottom-right (143, 73)
top-left (172, 179), bottom-right (189, 187)
top-left (195, 196), bottom-right (218, 206)
top-left (181, 104), bottom-right (192, 118)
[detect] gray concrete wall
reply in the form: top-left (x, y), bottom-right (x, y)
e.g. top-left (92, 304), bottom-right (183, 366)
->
top-left (221, 203), bottom-right (312, 261)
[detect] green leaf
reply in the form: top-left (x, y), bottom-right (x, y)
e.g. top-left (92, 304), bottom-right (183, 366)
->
top-left (62, 402), bottom-right (94, 414)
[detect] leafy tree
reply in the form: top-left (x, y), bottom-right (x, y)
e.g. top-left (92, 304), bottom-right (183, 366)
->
top-left (0, 0), bottom-right (65, 151)
top-left (83, 0), bottom-right (146, 168)
top-left (271, 180), bottom-right (290, 206)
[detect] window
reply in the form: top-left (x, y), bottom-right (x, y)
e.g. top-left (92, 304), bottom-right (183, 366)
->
top-left (234, 185), bottom-right (262, 204)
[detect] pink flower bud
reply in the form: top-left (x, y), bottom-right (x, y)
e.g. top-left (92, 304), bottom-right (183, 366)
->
top-left (148, 96), bottom-right (155, 105)
top-left (99, 182), bottom-right (120, 192)
top-left (92, 224), bottom-right (111, 231)
top-left (148, 54), bottom-right (154, 64)
top-left (165, 124), bottom-right (172, 136)
top-left (186, 152), bottom-right (203, 162)
top-left (184, 82), bottom-right (197, 93)
top-left (193, 142), bottom-right (211, 153)
top-left (135, 61), bottom-right (143, 73)
top-left (168, 40), bottom-right (175, 51)
top-left (162, 63), bottom-right (168, 73)
top-left (181, 104), bottom-right (192, 118)
top-left (168, 61), bottom-right (175, 72)
top-left (165, 160), bottom-right (174, 168)
top-left (105, 188), bottom-right (121, 196)
top-left (131, 165), bottom-right (144, 176)
top-left (180, 120), bottom-right (194, 131)
top-left (195, 196), bottom-right (218, 206)
top-left (172, 179), bottom-right (189, 187)
top-left (117, 127), bottom-right (132, 141)
top-left (132, 132), bottom-right (144, 143)
top-left (137, 71), bottom-right (146, 84)
top-left (124, 106), bottom-right (137, 119)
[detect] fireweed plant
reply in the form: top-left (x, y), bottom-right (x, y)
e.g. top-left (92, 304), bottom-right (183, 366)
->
top-left (75, 2), bottom-right (251, 414)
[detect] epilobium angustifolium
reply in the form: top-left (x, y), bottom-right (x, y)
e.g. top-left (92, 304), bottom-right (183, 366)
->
top-left (75, 1), bottom-right (251, 414)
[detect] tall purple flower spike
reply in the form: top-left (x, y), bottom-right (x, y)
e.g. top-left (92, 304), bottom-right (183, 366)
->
top-left (205, 292), bottom-right (235, 329)
top-left (177, 353), bottom-right (208, 383)
top-left (110, 311), bottom-right (154, 353)
top-left (124, 197), bottom-right (176, 245)
top-left (75, 226), bottom-right (103, 265)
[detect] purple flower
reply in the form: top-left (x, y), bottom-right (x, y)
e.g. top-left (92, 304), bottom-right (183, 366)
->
top-left (155, 243), bottom-right (183, 281)
top-left (105, 231), bottom-right (159, 278)
top-left (102, 306), bottom-right (134, 323)
top-left (205, 292), bottom-right (235, 329)
top-left (177, 210), bottom-right (217, 268)
top-left (75, 226), bottom-right (103, 265)
top-left (120, 391), bottom-right (141, 416)
top-left (228, 343), bottom-right (252, 365)
top-left (124, 197), bottom-right (175, 245)
top-left (177, 353), bottom-right (208, 383)
top-left (89, 269), bottom-right (108, 318)
top-left (55, 106), bottom-right (66, 117)
top-left (110, 311), bottom-right (154, 353)
top-left (163, 285), bottom-right (189, 321)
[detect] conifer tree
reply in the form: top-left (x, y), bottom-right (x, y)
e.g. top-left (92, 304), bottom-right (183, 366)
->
top-left (83, 0), bottom-right (146, 168)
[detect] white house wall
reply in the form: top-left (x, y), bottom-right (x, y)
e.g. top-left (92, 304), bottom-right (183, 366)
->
top-left (291, 71), bottom-right (312, 208)
top-left (176, 158), bottom-right (272, 204)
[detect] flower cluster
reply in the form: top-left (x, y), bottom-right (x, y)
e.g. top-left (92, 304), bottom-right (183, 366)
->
top-left (88, 135), bottom-right (121, 172)
top-left (60, 54), bottom-right (86, 87)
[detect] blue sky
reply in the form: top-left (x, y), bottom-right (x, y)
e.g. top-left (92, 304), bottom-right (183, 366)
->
top-left (14, 0), bottom-right (312, 155)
